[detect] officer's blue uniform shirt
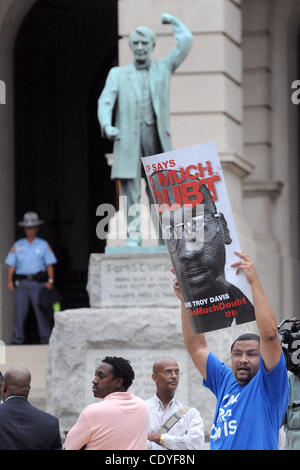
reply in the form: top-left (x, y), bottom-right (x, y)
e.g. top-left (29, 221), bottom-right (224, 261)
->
top-left (5, 237), bottom-right (57, 275)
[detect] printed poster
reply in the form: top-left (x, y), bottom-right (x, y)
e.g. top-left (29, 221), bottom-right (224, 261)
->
top-left (142, 142), bottom-right (255, 333)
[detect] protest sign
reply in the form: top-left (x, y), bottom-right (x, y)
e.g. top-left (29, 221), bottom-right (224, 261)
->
top-left (142, 142), bottom-right (255, 333)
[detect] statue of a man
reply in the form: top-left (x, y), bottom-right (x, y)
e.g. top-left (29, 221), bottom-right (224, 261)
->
top-left (98, 13), bottom-right (193, 247)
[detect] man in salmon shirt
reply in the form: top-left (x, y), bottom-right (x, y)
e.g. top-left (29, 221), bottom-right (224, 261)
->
top-left (64, 356), bottom-right (149, 450)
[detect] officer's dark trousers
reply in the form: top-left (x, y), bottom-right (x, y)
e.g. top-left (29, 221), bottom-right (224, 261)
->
top-left (12, 280), bottom-right (51, 344)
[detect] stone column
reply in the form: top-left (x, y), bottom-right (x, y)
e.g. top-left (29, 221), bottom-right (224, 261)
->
top-left (0, 0), bottom-right (38, 342)
top-left (118, 0), bottom-right (255, 252)
top-left (242, 0), bottom-right (292, 317)
top-left (270, 0), bottom-right (300, 318)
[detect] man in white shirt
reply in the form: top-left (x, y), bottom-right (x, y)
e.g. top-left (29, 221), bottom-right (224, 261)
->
top-left (146, 357), bottom-right (204, 450)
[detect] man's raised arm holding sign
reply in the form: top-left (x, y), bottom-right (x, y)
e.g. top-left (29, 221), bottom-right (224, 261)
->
top-left (173, 251), bottom-right (289, 450)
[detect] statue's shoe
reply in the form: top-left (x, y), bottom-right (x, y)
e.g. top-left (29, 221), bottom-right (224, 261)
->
top-left (125, 238), bottom-right (141, 247)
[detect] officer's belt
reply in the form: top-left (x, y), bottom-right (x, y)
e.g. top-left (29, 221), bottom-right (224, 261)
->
top-left (14, 272), bottom-right (48, 282)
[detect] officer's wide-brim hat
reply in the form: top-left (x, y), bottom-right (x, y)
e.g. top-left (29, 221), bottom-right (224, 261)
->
top-left (18, 212), bottom-right (44, 227)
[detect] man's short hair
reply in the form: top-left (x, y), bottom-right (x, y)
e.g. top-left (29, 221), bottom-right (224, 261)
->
top-left (231, 333), bottom-right (260, 352)
top-left (102, 356), bottom-right (135, 391)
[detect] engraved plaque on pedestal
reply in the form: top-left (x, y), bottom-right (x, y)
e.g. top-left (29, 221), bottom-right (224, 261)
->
top-left (87, 253), bottom-right (178, 308)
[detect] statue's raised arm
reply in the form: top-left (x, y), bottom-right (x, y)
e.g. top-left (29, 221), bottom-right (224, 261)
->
top-left (161, 13), bottom-right (193, 72)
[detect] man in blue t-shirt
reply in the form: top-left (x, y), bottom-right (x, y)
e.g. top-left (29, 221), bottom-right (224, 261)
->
top-left (173, 251), bottom-right (289, 450)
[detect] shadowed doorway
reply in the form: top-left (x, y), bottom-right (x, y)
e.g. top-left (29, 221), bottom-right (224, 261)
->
top-left (14, 0), bottom-right (117, 341)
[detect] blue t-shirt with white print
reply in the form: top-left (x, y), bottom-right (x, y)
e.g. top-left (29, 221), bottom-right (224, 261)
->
top-left (203, 351), bottom-right (289, 450)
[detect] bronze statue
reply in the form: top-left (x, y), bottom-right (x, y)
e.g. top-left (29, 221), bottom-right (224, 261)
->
top-left (98, 13), bottom-right (193, 247)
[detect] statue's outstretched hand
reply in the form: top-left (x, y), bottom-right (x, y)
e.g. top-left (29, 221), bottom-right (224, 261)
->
top-left (161, 13), bottom-right (174, 24)
top-left (104, 125), bottom-right (120, 141)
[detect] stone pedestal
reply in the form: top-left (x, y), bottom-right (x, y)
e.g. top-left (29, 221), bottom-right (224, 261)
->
top-left (46, 252), bottom-right (258, 439)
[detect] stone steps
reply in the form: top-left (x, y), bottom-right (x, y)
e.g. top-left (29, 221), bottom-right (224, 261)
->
top-left (1, 345), bottom-right (48, 411)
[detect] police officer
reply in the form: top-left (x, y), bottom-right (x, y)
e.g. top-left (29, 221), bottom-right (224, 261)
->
top-left (5, 212), bottom-right (57, 344)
